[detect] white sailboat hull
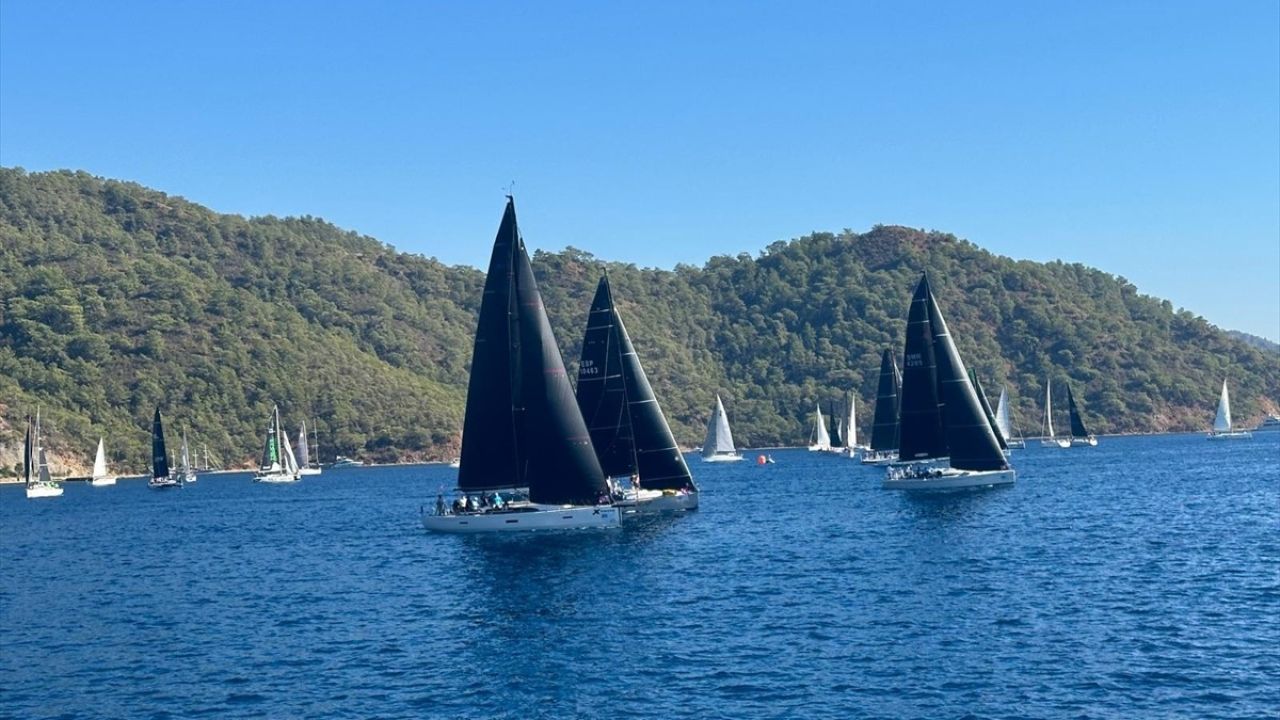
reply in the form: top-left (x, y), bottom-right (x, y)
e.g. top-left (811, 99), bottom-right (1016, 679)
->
top-left (1207, 431), bottom-right (1252, 440)
top-left (701, 453), bottom-right (743, 462)
top-left (299, 467), bottom-right (323, 476)
top-left (1005, 438), bottom-right (1026, 449)
top-left (617, 489), bottom-right (699, 513)
top-left (1041, 437), bottom-right (1071, 448)
top-left (1070, 436), bottom-right (1098, 447)
top-left (26, 482), bottom-right (63, 498)
top-left (421, 503), bottom-right (622, 533)
top-left (90, 476), bottom-right (117, 486)
top-left (148, 477), bottom-right (182, 489)
top-left (254, 472), bottom-right (300, 483)
top-left (883, 467), bottom-right (1016, 491)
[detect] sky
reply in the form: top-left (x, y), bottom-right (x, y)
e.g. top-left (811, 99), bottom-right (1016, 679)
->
top-left (2, 1), bottom-right (1277, 341)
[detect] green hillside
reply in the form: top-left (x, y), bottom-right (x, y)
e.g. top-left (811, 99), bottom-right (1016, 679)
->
top-left (2, 168), bottom-right (1277, 474)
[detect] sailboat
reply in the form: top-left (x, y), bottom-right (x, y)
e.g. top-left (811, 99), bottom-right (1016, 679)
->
top-left (1065, 384), bottom-right (1098, 446)
top-left (89, 437), bottom-right (117, 486)
top-left (841, 392), bottom-right (863, 457)
top-left (827, 401), bottom-right (844, 454)
top-left (1040, 380), bottom-right (1070, 448)
top-left (1207, 379), bottom-right (1251, 440)
top-left (807, 403), bottom-right (831, 451)
top-left (25, 413), bottom-right (63, 499)
top-left (296, 419), bottom-right (323, 475)
top-left (575, 274), bottom-right (698, 512)
top-left (970, 369), bottom-right (1009, 454)
top-left (421, 198), bottom-right (620, 532)
top-left (702, 394), bottom-right (744, 462)
top-left (884, 273), bottom-right (1014, 490)
top-left (253, 404), bottom-right (300, 483)
top-left (862, 349), bottom-right (901, 464)
top-left (174, 429), bottom-right (199, 484)
top-left (995, 387), bottom-right (1025, 449)
top-left (149, 408), bottom-right (182, 489)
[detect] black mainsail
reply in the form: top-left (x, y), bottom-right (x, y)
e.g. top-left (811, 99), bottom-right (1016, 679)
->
top-left (969, 368), bottom-right (1009, 451)
top-left (458, 198), bottom-right (607, 505)
top-left (924, 275), bottom-right (1008, 472)
top-left (1066, 384), bottom-right (1091, 439)
top-left (869, 349), bottom-right (901, 452)
top-left (152, 408), bottom-right (170, 481)
top-left (577, 275), bottom-right (695, 491)
top-left (898, 276), bottom-right (947, 461)
top-left (829, 401), bottom-right (844, 448)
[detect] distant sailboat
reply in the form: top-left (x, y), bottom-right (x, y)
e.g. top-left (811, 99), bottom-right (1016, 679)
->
top-left (149, 408), bottom-right (182, 489)
top-left (253, 404), bottom-right (300, 483)
top-left (702, 394), bottom-right (743, 462)
top-left (970, 369), bottom-right (1009, 453)
top-left (862, 349), bottom-right (901, 465)
top-left (884, 273), bottom-right (1014, 490)
top-left (576, 274), bottom-right (698, 512)
top-left (842, 392), bottom-right (862, 457)
top-left (828, 401), bottom-right (844, 453)
top-left (422, 198), bottom-right (620, 532)
top-left (297, 419), bottom-right (323, 475)
top-left (1065, 384), bottom-right (1098, 447)
top-left (807, 403), bottom-right (831, 451)
top-left (1040, 380), bottom-right (1070, 448)
top-left (174, 429), bottom-right (199, 484)
top-left (90, 437), bottom-right (117, 486)
top-left (995, 387), bottom-right (1025, 449)
top-left (1207, 379), bottom-right (1251, 440)
top-left (25, 413), bottom-right (63, 499)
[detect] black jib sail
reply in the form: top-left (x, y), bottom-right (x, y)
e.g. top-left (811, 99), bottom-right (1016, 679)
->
top-left (869, 349), bottom-right (901, 452)
top-left (969, 368), bottom-right (1009, 451)
top-left (1066, 384), bottom-right (1091, 438)
top-left (923, 275), bottom-right (1008, 472)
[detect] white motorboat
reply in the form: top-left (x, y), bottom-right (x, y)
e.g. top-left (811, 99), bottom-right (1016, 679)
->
top-left (330, 455), bottom-right (363, 469)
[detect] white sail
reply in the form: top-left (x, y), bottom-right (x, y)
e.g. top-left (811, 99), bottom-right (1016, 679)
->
top-left (1044, 380), bottom-right (1055, 439)
top-left (810, 403), bottom-right (830, 450)
top-left (93, 438), bottom-right (108, 479)
top-left (702, 394), bottom-right (737, 456)
top-left (846, 396), bottom-right (857, 449)
top-left (280, 430), bottom-right (300, 476)
top-left (297, 420), bottom-right (311, 467)
top-left (996, 388), bottom-right (1013, 440)
top-left (1213, 379), bottom-right (1232, 433)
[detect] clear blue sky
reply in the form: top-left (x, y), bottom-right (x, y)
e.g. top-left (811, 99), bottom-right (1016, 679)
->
top-left (3, 0), bottom-right (1277, 341)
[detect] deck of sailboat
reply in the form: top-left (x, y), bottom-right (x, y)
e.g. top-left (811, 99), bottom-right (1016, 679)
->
top-left (421, 502), bottom-right (621, 532)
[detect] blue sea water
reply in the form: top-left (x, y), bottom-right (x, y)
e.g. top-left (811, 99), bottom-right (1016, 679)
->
top-left (2, 433), bottom-right (1277, 719)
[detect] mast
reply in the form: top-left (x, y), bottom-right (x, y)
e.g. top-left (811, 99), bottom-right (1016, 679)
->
top-left (1066, 384), bottom-right (1091, 438)
top-left (898, 275), bottom-right (947, 461)
top-left (1213, 379), bottom-right (1233, 433)
top-left (152, 408), bottom-right (170, 480)
top-left (23, 418), bottom-right (33, 487)
top-left (869, 349), bottom-right (901, 452)
top-left (923, 274), bottom-right (1008, 471)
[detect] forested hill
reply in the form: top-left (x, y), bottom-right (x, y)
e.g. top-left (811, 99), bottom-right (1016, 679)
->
top-left (3, 168), bottom-right (1277, 474)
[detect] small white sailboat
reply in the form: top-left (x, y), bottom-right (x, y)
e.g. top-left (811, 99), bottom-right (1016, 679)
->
top-left (1040, 380), bottom-right (1070, 448)
top-left (253, 404), bottom-right (300, 483)
top-left (174, 429), bottom-right (199, 484)
top-left (297, 419), bottom-right (323, 475)
top-left (883, 273), bottom-right (1015, 491)
top-left (701, 394), bottom-right (744, 462)
top-left (995, 388), bottom-right (1025, 449)
top-left (89, 437), bottom-right (117, 486)
top-left (807, 402), bottom-right (831, 452)
top-left (149, 408), bottom-right (182, 489)
top-left (841, 393), bottom-right (864, 457)
top-left (1207, 379), bottom-right (1251, 440)
top-left (422, 198), bottom-right (620, 532)
top-left (24, 413), bottom-right (63, 499)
